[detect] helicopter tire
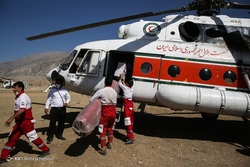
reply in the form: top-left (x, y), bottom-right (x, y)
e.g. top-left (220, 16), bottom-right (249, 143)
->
top-left (201, 112), bottom-right (219, 121)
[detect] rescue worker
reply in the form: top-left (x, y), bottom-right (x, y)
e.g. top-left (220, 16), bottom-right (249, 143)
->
top-left (44, 78), bottom-right (71, 144)
top-left (0, 81), bottom-right (50, 163)
top-left (89, 76), bottom-right (117, 155)
top-left (118, 75), bottom-right (135, 144)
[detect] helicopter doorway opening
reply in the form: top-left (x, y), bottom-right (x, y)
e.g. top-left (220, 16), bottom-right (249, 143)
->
top-left (105, 51), bottom-right (134, 83)
top-left (105, 50), bottom-right (135, 113)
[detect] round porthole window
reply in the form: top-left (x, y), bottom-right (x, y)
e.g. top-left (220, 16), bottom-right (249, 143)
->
top-left (140, 62), bottom-right (152, 74)
top-left (223, 71), bottom-right (236, 84)
top-left (168, 65), bottom-right (180, 77)
top-left (199, 68), bottom-right (212, 81)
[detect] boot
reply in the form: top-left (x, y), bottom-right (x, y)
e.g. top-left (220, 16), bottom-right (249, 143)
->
top-left (98, 147), bottom-right (107, 155)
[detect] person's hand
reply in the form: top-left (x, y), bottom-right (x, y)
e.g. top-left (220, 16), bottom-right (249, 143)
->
top-left (5, 118), bottom-right (13, 127)
top-left (64, 103), bottom-right (68, 107)
top-left (44, 109), bottom-right (49, 115)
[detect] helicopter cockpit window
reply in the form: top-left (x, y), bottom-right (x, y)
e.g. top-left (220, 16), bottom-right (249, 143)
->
top-left (60, 50), bottom-right (77, 71)
top-left (69, 50), bottom-right (88, 73)
top-left (223, 71), bottom-right (236, 84)
top-left (77, 51), bottom-right (100, 75)
top-left (199, 68), bottom-right (212, 81)
top-left (140, 62), bottom-right (152, 74)
top-left (168, 65), bottom-right (180, 77)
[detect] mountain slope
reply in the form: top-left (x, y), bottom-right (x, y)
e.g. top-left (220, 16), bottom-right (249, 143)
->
top-left (0, 52), bottom-right (69, 78)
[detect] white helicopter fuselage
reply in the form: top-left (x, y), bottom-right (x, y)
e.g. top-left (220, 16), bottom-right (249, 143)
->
top-left (46, 14), bottom-right (250, 119)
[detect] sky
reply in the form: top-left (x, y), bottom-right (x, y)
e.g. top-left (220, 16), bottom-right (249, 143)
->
top-left (0, 0), bottom-right (249, 63)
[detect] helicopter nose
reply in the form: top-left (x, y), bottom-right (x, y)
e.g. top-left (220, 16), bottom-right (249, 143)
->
top-left (45, 70), bottom-right (54, 83)
top-left (46, 70), bottom-right (65, 84)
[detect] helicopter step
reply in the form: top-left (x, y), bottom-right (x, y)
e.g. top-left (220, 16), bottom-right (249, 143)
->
top-left (156, 85), bottom-right (250, 118)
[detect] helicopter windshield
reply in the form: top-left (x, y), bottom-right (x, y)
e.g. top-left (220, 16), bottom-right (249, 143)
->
top-left (60, 50), bottom-right (77, 71)
top-left (60, 49), bottom-right (89, 72)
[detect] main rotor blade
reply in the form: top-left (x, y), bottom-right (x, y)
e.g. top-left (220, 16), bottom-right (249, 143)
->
top-left (26, 8), bottom-right (187, 41)
top-left (227, 3), bottom-right (250, 9)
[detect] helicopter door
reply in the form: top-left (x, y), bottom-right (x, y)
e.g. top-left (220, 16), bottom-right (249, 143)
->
top-left (68, 49), bottom-right (87, 74)
top-left (132, 54), bottom-right (162, 103)
top-left (77, 50), bottom-right (100, 75)
top-left (67, 50), bottom-right (102, 95)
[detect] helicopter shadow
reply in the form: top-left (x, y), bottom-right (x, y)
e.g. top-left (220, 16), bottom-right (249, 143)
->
top-left (115, 111), bottom-right (250, 156)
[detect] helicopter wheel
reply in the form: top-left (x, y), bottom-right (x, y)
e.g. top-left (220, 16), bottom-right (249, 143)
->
top-left (201, 112), bottom-right (218, 121)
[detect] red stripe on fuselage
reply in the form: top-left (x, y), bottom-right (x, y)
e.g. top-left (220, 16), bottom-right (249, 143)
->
top-left (133, 56), bottom-right (248, 89)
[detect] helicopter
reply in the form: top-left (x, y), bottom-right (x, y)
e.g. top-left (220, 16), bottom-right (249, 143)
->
top-left (26, 0), bottom-right (250, 121)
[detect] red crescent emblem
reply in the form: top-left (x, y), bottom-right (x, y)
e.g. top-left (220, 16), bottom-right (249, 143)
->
top-left (147, 25), bottom-right (155, 32)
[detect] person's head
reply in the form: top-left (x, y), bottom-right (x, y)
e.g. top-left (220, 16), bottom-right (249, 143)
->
top-left (12, 81), bottom-right (25, 96)
top-left (126, 80), bottom-right (133, 88)
top-left (105, 76), bottom-right (113, 87)
top-left (55, 78), bottom-right (63, 89)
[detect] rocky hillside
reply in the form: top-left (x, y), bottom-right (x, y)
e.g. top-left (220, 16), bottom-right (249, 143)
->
top-left (0, 52), bottom-right (69, 87)
top-left (0, 52), bottom-right (68, 77)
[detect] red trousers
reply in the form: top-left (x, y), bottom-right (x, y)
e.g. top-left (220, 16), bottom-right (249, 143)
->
top-left (0, 120), bottom-right (49, 159)
top-left (123, 98), bottom-right (134, 140)
top-left (99, 105), bottom-right (116, 148)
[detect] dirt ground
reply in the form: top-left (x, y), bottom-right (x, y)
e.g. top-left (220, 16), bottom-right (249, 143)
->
top-left (0, 88), bottom-right (250, 167)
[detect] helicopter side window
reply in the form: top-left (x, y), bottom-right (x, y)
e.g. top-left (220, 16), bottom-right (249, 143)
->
top-left (78, 53), bottom-right (91, 73)
top-left (140, 62), bottom-right (152, 74)
top-left (77, 51), bottom-right (100, 75)
top-left (168, 65), bottom-right (180, 77)
top-left (223, 71), bottom-right (236, 84)
top-left (199, 68), bottom-right (212, 81)
top-left (88, 51), bottom-right (100, 75)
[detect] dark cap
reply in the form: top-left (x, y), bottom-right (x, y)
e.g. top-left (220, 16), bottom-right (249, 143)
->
top-left (12, 81), bottom-right (25, 90)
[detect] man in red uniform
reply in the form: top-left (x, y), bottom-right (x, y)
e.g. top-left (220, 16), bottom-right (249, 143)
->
top-left (0, 81), bottom-right (50, 163)
top-left (90, 76), bottom-right (117, 155)
top-left (118, 76), bottom-right (135, 144)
